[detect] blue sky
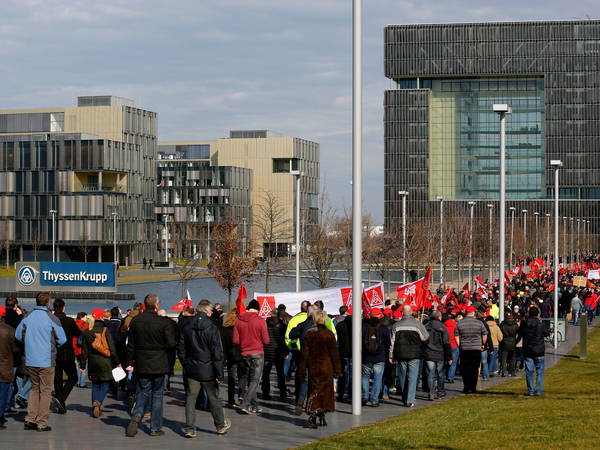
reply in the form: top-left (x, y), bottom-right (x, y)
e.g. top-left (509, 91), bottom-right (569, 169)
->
top-left (1, 0), bottom-right (598, 222)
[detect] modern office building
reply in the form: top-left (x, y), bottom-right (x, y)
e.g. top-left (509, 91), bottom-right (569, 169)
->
top-left (156, 143), bottom-right (252, 259)
top-left (384, 20), bottom-right (600, 245)
top-left (0, 96), bottom-right (157, 264)
top-left (158, 130), bottom-right (320, 257)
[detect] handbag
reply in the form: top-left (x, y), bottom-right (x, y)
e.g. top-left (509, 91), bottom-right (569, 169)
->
top-left (92, 328), bottom-right (111, 357)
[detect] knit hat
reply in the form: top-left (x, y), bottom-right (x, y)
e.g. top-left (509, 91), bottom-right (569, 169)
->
top-left (247, 299), bottom-right (260, 311)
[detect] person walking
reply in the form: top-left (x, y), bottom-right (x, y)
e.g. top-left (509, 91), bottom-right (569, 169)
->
top-left (299, 310), bottom-right (341, 428)
top-left (499, 311), bottom-right (519, 377)
top-left (0, 315), bottom-right (18, 429)
top-left (361, 308), bottom-right (390, 407)
top-left (81, 309), bottom-right (120, 418)
top-left (178, 300), bottom-right (231, 437)
top-left (518, 306), bottom-right (550, 396)
top-left (220, 310), bottom-right (243, 407)
top-left (233, 299), bottom-right (269, 415)
top-left (262, 309), bottom-right (288, 401)
top-left (125, 294), bottom-right (176, 437)
top-left (52, 298), bottom-right (81, 414)
top-left (424, 310), bottom-right (451, 400)
top-left (485, 316), bottom-right (503, 376)
top-left (570, 293), bottom-right (583, 325)
top-left (443, 313), bottom-right (459, 383)
top-left (15, 292), bottom-right (67, 431)
top-left (142, 257), bottom-right (147, 270)
top-left (389, 305), bottom-right (429, 408)
top-left (454, 305), bottom-right (488, 394)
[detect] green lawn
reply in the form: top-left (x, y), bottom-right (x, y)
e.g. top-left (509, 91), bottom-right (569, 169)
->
top-left (0, 266), bottom-right (15, 278)
top-left (300, 327), bottom-right (600, 450)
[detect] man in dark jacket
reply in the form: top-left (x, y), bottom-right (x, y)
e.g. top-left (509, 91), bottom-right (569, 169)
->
top-left (233, 299), bottom-right (269, 415)
top-left (389, 306), bottom-right (429, 407)
top-left (361, 309), bottom-right (390, 407)
top-left (424, 310), bottom-right (451, 400)
top-left (499, 312), bottom-right (519, 377)
top-left (517, 306), bottom-right (549, 396)
top-left (336, 313), bottom-right (352, 402)
top-left (52, 298), bottom-right (81, 414)
top-left (178, 300), bottom-right (231, 437)
top-left (0, 317), bottom-right (18, 429)
top-left (125, 294), bottom-right (176, 437)
top-left (262, 309), bottom-right (288, 401)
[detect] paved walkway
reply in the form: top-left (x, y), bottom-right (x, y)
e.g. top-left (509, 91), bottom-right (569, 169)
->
top-left (1, 318), bottom-right (595, 450)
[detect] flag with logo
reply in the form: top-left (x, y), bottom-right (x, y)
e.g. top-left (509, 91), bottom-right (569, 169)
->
top-left (396, 267), bottom-right (432, 310)
top-left (170, 289), bottom-right (193, 311)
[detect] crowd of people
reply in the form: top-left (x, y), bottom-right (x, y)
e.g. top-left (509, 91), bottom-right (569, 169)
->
top-left (0, 255), bottom-right (597, 437)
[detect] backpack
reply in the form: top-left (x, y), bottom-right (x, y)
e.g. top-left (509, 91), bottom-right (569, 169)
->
top-left (92, 328), bottom-right (111, 357)
top-left (363, 324), bottom-right (381, 355)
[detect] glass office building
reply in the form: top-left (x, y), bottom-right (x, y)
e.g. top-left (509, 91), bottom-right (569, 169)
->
top-left (384, 20), bottom-right (600, 246)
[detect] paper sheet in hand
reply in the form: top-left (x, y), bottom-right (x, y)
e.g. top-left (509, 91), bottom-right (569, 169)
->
top-left (112, 366), bottom-right (126, 382)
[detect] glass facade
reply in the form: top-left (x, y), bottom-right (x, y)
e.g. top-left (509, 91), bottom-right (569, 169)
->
top-left (384, 21), bottom-right (600, 238)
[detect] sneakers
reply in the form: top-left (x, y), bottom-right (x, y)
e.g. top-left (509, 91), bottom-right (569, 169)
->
top-left (239, 407), bottom-right (253, 415)
top-left (126, 414), bottom-right (141, 437)
top-left (182, 427), bottom-right (197, 438)
top-left (37, 426), bottom-right (52, 432)
top-left (365, 401), bottom-right (380, 407)
top-left (216, 418), bottom-right (232, 435)
top-left (250, 406), bottom-right (262, 414)
top-left (149, 430), bottom-right (165, 437)
top-left (405, 402), bottom-right (415, 408)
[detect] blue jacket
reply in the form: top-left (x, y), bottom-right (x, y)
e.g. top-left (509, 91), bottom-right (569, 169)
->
top-left (15, 306), bottom-right (67, 368)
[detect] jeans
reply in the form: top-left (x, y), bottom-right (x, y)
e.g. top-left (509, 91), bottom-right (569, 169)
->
top-left (480, 350), bottom-right (489, 380)
top-left (524, 356), bottom-right (545, 395)
top-left (361, 362), bottom-right (384, 404)
top-left (77, 356), bottom-right (87, 387)
top-left (226, 360), bottom-right (242, 405)
top-left (488, 348), bottom-right (499, 374)
top-left (5, 371), bottom-right (14, 413)
top-left (572, 309), bottom-right (580, 325)
top-left (185, 378), bottom-right (225, 430)
top-left (447, 348), bottom-right (460, 381)
top-left (283, 352), bottom-right (292, 377)
top-left (240, 354), bottom-right (264, 410)
top-left (425, 360), bottom-right (445, 397)
top-left (132, 375), bottom-right (165, 432)
top-left (337, 357), bottom-right (352, 400)
top-left (54, 358), bottom-right (78, 404)
top-left (262, 355), bottom-right (286, 398)
top-left (0, 381), bottom-right (10, 423)
top-left (397, 359), bottom-right (420, 405)
top-left (92, 382), bottom-right (110, 405)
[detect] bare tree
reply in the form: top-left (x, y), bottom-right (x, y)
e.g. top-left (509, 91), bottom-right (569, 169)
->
top-left (210, 218), bottom-right (257, 311)
top-left (30, 226), bottom-right (42, 262)
top-left (368, 233), bottom-right (399, 296)
top-left (78, 232), bottom-right (93, 263)
top-left (0, 223), bottom-right (15, 268)
top-left (254, 191), bottom-right (291, 292)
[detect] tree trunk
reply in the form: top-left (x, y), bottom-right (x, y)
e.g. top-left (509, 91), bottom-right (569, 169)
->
top-left (227, 288), bottom-right (233, 313)
top-left (265, 257), bottom-right (271, 293)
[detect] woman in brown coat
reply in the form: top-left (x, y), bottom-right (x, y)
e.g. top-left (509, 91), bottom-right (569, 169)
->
top-left (300, 310), bottom-right (342, 428)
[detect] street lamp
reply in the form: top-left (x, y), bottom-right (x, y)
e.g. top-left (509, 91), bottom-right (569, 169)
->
top-left (550, 159), bottom-right (562, 349)
top-left (509, 206), bottom-right (516, 268)
top-left (576, 218), bottom-right (581, 265)
top-left (487, 203), bottom-right (493, 281)
top-left (437, 196), bottom-right (444, 285)
top-left (50, 209), bottom-right (57, 262)
top-left (545, 213), bottom-right (551, 263)
top-left (291, 169), bottom-right (303, 292)
top-left (494, 103), bottom-right (511, 322)
top-left (399, 191), bottom-right (409, 284)
top-left (570, 217), bottom-right (574, 267)
top-left (533, 212), bottom-right (540, 259)
top-left (112, 212), bottom-right (118, 265)
top-left (563, 217), bottom-right (567, 264)
top-left (241, 217), bottom-right (248, 254)
top-left (468, 201), bottom-right (475, 289)
top-left (164, 214), bottom-right (169, 264)
top-left (522, 210), bottom-right (528, 256)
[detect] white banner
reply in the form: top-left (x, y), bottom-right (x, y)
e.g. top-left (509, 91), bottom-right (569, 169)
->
top-left (254, 285), bottom-right (352, 318)
top-left (588, 269), bottom-right (600, 280)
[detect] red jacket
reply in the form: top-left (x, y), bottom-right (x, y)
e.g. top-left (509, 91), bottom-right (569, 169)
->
top-left (233, 311), bottom-right (270, 356)
top-left (444, 319), bottom-right (458, 348)
top-left (73, 319), bottom-right (89, 356)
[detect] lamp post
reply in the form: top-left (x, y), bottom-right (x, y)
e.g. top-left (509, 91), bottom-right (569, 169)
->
top-left (550, 160), bottom-right (562, 349)
top-left (50, 209), bottom-right (57, 262)
top-left (522, 210), bottom-right (528, 257)
top-left (164, 214), bottom-right (169, 264)
top-left (576, 218), bottom-right (581, 265)
top-left (399, 191), bottom-right (409, 284)
top-left (351, 0), bottom-right (363, 416)
top-left (570, 218), bottom-right (574, 267)
top-left (493, 103), bottom-right (511, 322)
top-left (437, 196), bottom-right (444, 285)
top-left (112, 212), bottom-right (118, 265)
top-left (291, 169), bottom-right (303, 292)
top-left (488, 203), bottom-right (493, 281)
top-left (533, 212), bottom-right (539, 259)
top-left (241, 217), bottom-right (248, 254)
top-left (468, 201), bottom-right (475, 289)
top-left (509, 206), bottom-right (516, 268)
top-left (563, 217), bottom-right (567, 264)
top-left (545, 213), bottom-right (551, 263)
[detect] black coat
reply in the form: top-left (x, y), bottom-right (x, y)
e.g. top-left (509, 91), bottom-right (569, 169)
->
top-left (54, 311), bottom-right (81, 363)
top-left (220, 325), bottom-right (241, 365)
top-left (264, 317), bottom-right (287, 362)
top-left (178, 312), bottom-right (224, 382)
top-left (499, 319), bottom-right (519, 351)
top-left (81, 320), bottom-right (120, 383)
top-left (336, 316), bottom-right (352, 359)
top-left (126, 310), bottom-right (176, 375)
top-left (518, 317), bottom-right (549, 358)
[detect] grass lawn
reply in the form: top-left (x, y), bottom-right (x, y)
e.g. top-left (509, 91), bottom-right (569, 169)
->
top-left (0, 266), bottom-right (15, 278)
top-left (300, 326), bottom-right (600, 450)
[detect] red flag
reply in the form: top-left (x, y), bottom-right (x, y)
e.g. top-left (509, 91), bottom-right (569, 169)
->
top-left (170, 290), bottom-right (193, 311)
top-left (441, 288), bottom-right (454, 306)
top-left (529, 258), bottom-right (544, 274)
top-left (508, 263), bottom-right (523, 276)
top-left (547, 282), bottom-right (554, 292)
top-left (236, 283), bottom-right (247, 315)
top-left (256, 295), bottom-right (275, 319)
top-left (361, 290), bottom-right (371, 318)
top-left (461, 282), bottom-right (469, 293)
top-left (396, 267), bottom-right (432, 311)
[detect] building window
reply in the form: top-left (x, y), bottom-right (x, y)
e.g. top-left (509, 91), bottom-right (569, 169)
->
top-left (273, 158), bottom-right (298, 173)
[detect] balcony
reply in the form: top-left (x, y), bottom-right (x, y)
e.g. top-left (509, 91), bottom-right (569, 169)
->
top-left (82, 184), bottom-right (125, 193)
